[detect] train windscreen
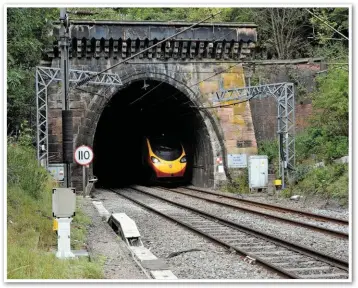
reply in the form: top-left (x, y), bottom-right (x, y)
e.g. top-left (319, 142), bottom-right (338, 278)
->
top-left (149, 137), bottom-right (183, 161)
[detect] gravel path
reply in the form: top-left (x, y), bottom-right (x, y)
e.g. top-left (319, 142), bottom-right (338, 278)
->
top-left (78, 197), bottom-right (147, 279)
top-left (174, 187), bottom-right (348, 234)
top-left (135, 186), bottom-right (349, 262)
top-left (93, 188), bottom-right (282, 279)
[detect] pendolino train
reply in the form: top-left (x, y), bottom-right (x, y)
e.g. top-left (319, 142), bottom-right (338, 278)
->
top-left (142, 135), bottom-right (187, 183)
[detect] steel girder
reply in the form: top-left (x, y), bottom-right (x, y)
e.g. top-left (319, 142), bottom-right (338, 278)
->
top-left (213, 82), bottom-right (295, 187)
top-left (36, 66), bottom-right (122, 167)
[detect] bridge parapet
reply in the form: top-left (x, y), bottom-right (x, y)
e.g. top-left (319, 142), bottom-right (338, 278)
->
top-left (46, 20), bottom-right (257, 61)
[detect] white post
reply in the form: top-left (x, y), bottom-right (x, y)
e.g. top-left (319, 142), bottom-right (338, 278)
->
top-left (83, 165), bottom-right (86, 197)
top-left (56, 218), bottom-right (75, 259)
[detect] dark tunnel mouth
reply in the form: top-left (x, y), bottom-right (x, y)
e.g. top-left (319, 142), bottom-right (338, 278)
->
top-left (93, 79), bottom-right (214, 188)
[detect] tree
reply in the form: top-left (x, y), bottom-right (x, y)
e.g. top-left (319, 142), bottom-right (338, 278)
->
top-left (252, 8), bottom-right (312, 59)
top-left (7, 8), bottom-right (58, 136)
top-left (309, 8), bottom-right (349, 44)
top-left (304, 68), bottom-right (349, 161)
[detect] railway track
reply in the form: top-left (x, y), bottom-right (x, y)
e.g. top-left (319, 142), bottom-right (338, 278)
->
top-left (109, 186), bottom-right (349, 279)
top-left (154, 186), bottom-right (349, 238)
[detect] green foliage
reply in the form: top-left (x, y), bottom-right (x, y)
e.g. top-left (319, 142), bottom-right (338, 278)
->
top-left (7, 142), bottom-right (49, 199)
top-left (291, 164), bottom-right (312, 183)
top-left (222, 169), bottom-right (249, 194)
top-left (298, 68), bottom-right (349, 163)
top-left (311, 69), bottom-right (349, 137)
top-left (257, 140), bottom-right (278, 163)
top-left (7, 8), bottom-right (58, 135)
top-left (256, 67), bottom-right (348, 204)
top-left (253, 8), bottom-right (312, 59)
top-left (309, 41), bottom-right (348, 62)
top-left (293, 68), bottom-right (349, 163)
top-left (291, 164), bottom-right (348, 205)
top-left (309, 8), bottom-right (349, 44)
top-left (280, 188), bottom-right (293, 198)
top-left (7, 142), bottom-right (103, 279)
top-left (71, 7), bottom-right (249, 22)
top-left (257, 140), bottom-right (279, 176)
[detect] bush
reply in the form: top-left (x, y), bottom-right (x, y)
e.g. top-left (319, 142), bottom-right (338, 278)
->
top-left (291, 163), bottom-right (348, 205)
top-left (7, 142), bottom-right (103, 279)
top-left (223, 168), bottom-right (249, 194)
top-left (7, 142), bottom-right (49, 199)
top-left (292, 164), bottom-right (312, 183)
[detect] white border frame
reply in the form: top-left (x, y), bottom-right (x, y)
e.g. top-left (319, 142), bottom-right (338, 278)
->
top-left (3, 2), bottom-right (354, 287)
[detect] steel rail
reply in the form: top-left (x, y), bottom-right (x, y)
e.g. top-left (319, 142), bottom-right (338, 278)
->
top-left (155, 186), bottom-right (348, 238)
top-left (184, 186), bottom-right (349, 225)
top-left (109, 186), bottom-right (348, 278)
top-left (109, 188), bottom-right (297, 279)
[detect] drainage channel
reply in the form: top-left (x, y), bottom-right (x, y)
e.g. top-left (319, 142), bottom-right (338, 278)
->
top-left (110, 187), bottom-right (349, 280)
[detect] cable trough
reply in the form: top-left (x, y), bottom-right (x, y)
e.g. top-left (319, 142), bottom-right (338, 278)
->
top-left (109, 186), bottom-right (348, 280)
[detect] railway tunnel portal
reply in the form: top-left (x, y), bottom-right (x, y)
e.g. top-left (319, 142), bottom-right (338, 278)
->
top-left (43, 20), bottom-right (258, 189)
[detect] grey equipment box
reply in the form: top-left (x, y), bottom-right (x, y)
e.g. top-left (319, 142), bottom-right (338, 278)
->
top-left (52, 188), bottom-right (76, 218)
top-left (248, 155), bottom-right (268, 191)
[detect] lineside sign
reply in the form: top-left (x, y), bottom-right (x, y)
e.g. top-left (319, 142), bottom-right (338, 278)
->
top-left (227, 154), bottom-right (247, 168)
top-left (74, 145), bottom-right (94, 166)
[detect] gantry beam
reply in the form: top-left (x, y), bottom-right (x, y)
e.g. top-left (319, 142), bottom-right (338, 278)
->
top-left (213, 82), bottom-right (295, 187)
top-left (36, 67), bottom-right (122, 167)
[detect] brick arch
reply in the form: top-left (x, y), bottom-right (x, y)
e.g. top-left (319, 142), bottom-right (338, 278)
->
top-left (73, 71), bottom-right (228, 188)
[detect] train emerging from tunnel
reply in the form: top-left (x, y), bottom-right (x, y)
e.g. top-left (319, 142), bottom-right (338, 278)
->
top-left (142, 135), bottom-right (187, 184)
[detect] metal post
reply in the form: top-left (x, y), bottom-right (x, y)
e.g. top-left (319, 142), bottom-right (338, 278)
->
top-left (55, 8), bottom-right (75, 260)
top-left (83, 165), bottom-right (86, 197)
top-left (56, 218), bottom-right (75, 259)
top-left (59, 8), bottom-right (72, 188)
top-left (35, 70), bottom-right (40, 163)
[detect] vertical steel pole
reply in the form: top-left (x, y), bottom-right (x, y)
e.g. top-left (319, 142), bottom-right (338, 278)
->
top-left (291, 84), bottom-right (296, 171)
top-left (83, 165), bottom-right (86, 197)
top-left (59, 8), bottom-right (72, 187)
top-left (56, 9), bottom-right (75, 259)
top-left (36, 69), bottom-right (40, 164)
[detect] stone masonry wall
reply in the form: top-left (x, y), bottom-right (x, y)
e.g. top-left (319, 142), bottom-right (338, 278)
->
top-left (247, 62), bottom-right (322, 142)
top-left (47, 58), bottom-right (258, 189)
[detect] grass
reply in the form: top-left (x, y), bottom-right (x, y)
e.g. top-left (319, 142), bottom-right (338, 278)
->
top-left (256, 136), bottom-right (349, 207)
top-left (221, 168), bottom-right (250, 194)
top-left (290, 163), bottom-right (349, 206)
top-left (7, 142), bottom-right (104, 279)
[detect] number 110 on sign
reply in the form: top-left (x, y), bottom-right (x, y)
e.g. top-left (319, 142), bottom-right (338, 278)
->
top-left (74, 146), bottom-right (94, 166)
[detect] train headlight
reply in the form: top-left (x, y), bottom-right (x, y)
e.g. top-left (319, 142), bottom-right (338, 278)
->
top-left (151, 156), bottom-right (160, 163)
top-left (180, 156), bottom-right (187, 163)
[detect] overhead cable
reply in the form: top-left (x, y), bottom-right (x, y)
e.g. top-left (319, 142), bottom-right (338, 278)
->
top-left (305, 9), bottom-right (349, 41)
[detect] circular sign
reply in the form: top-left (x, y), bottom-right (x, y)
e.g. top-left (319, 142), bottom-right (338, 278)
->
top-left (74, 145), bottom-right (94, 166)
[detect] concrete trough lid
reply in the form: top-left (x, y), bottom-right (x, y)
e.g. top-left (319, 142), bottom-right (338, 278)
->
top-left (141, 259), bottom-right (169, 270)
top-left (105, 212), bottom-right (178, 279)
top-left (130, 246), bottom-right (157, 261)
top-left (92, 201), bottom-right (111, 221)
top-left (111, 213), bottom-right (141, 238)
top-left (150, 270), bottom-right (178, 280)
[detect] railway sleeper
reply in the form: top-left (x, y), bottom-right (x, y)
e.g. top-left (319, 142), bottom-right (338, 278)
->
top-left (304, 273), bottom-right (348, 279)
top-left (286, 266), bottom-right (331, 272)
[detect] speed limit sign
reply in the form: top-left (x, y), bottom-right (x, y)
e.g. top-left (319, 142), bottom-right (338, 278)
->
top-left (74, 146), bottom-right (94, 166)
